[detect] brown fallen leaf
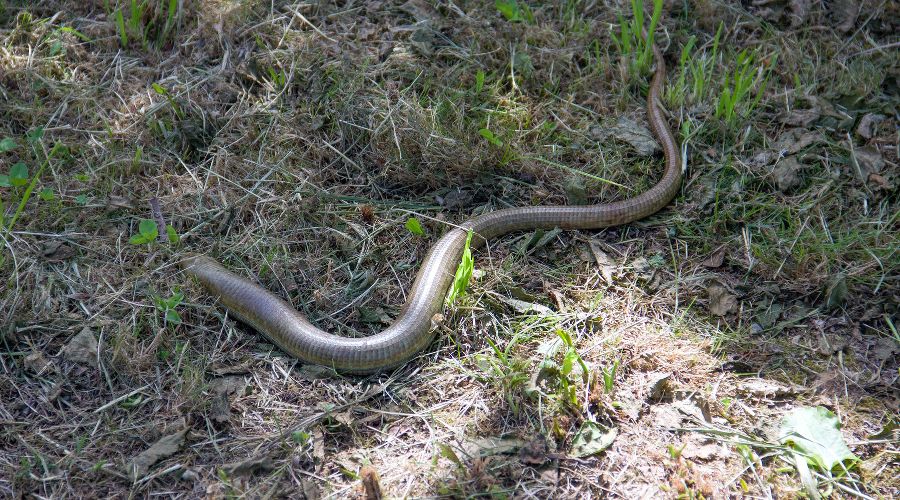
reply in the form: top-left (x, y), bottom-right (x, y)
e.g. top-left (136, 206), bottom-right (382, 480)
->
top-left (852, 146), bottom-right (884, 181)
top-left (62, 327), bottom-right (99, 367)
top-left (772, 156), bottom-right (803, 192)
top-left (611, 116), bottom-right (660, 156)
top-left (518, 437), bottom-right (549, 465)
top-left (127, 428), bottom-right (188, 480)
top-left (208, 376), bottom-right (246, 423)
top-left (856, 113), bottom-right (885, 139)
top-left (41, 240), bottom-right (77, 262)
top-left (832, 0), bottom-right (859, 32)
top-left (589, 240), bottom-right (617, 284)
top-left (222, 455), bottom-right (274, 476)
top-left (647, 372), bottom-right (674, 402)
top-left (24, 351), bottom-right (55, 375)
top-left (780, 100), bottom-right (821, 127)
top-left (701, 247), bottom-right (726, 268)
top-left (775, 128), bottom-right (824, 154)
top-left (360, 465), bottom-right (383, 500)
top-left (682, 442), bottom-right (729, 461)
top-left (707, 283), bottom-right (737, 317)
top-left (737, 378), bottom-right (803, 398)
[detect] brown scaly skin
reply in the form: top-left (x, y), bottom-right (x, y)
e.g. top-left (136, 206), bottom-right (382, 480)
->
top-left (182, 39), bottom-right (681, 374)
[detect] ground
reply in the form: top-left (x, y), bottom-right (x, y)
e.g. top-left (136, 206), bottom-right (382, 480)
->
top-left (0, 0), bottom-right (897, 498)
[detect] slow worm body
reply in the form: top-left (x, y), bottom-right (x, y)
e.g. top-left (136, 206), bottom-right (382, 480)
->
top-left (184, 41), bottom-right (681, 373)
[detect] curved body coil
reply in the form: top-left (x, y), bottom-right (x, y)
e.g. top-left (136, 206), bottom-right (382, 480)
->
top-left (183, 42), bottom-right (681, 373)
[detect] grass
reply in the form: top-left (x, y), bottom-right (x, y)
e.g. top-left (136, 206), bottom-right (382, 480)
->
top-left (0, 0), bottom-right (897, 498)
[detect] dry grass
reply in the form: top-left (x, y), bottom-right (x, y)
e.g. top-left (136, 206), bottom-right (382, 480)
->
top-left (1, 0), bottom-right (897, 498)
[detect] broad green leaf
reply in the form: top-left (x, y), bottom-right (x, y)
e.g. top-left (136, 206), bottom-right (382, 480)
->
top-left (151, 83), bottom-right (168, 95)
top-left (495, 0), bottom-right (522, 22)
top-left (139, 219), bottom-right (158, 238)
top-left (779, 406), bottom-right (859, 473)
top-left (115, 9), bottom-right (127, 47)
top-left (165, 309), bottom-right (181, 325)
top-left (74, 194), bottom-right (88, 205)
top-left (478, 128), bottom-right (502, 147)
top-left (447, 230), bottom-right (474, 305)
top-left (0, 175), bottom-right (10, 187)
top-left (130, 219), bottom-right (158, 244)
top-left (26, 127), bottom-right (44, 143)
top-left (0, 137), bottom-right (17, 152)
top-left (59, 26), bottom-right (92, 42)
top-left (129, 233), bottom-right (153, 244)
top-left (437, 443), bottom-right (462, 467)
top-left (10, 162), bottom-right (28, 186)
top-left (571, 421), bottom-right (617, 457)
top-left (292, 431), bottom-right (310, 445)
top-left (166, 225), bottom-right (180, 244)
top-left (39, 188), bottom-right (55, 201)
top-left (404, 217), bottom-right (425, 236)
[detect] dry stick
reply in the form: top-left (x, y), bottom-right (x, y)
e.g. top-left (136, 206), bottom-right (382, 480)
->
top-left (288, 8), bottom-right (338, 43)
top-left (149, 197), bottom-right (167, 242)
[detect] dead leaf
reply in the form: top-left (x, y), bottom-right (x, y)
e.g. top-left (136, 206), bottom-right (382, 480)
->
top-left (400, 0), bottom-right (441, 24)
top-left (518, 437), bottom-right (549, 465)
top-left (832, 0), bottom-right (859, 32)
top-left (128, 428), bottom-right (188, 480)
top-left (650, 404), bottom-right (684, 429)
top-left (852, 146), bottom-right (884, 181)
top-left (647, 372), bottom-right (674, 401)
top-left (682, 442), bottom-right (729, 461)
top-left (62, 327), bottom-right (99, 367)
top-left (780, 101), bottom-right (821, 127)
top-left (222, 455), bottom-right (274, 476)
top-left (611, 116), bottom-right (660, 156)
top-left (701, 247), bottom-right (726, 268)
top-left (571, 421), bottom-right (617, 457)
top-left (360, 465), bottom-right (382, 500)
top-left (737, 378), bottom-right (802, 398)
top-left (209, 376), bottom-right (246, 423)
top-left (462, 436), bottom-right (528, 458)
top-left (589, 240), bottom-right (617, 283)
top-left (772, 156), bottom-right (803, 192)
top-left (856, 113), bottom-right (885, 139)
top-left (824, 273), bottom-right (848, 310)
top-left (24, 351), bottom-right (54, 375)
top-left (41, 240), bottom-right (77, 262)
top-left (776, 128), bottom-right (824, 154)
top-left (707, 283), bottom-right (737, 316)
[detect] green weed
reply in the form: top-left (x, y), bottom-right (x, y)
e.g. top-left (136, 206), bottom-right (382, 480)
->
top-left (153, 289), bottom-right (184, 326)
top-left (495, 0), bottom-right (533, 24)
top-left (669, 22), bottom-right (776, 127)
top-left (111, 0), bottom-right (180, 50)
top-left (715, 50), bottom-right (776, 124)
top-left (610, 0), bottom-right (663, 78)
top-left (0, 130), bottom-right (64, 244)
top-left (446, 230), bottom-right (474, 305)
top-left (405, 217), bottom-right (426, 236)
